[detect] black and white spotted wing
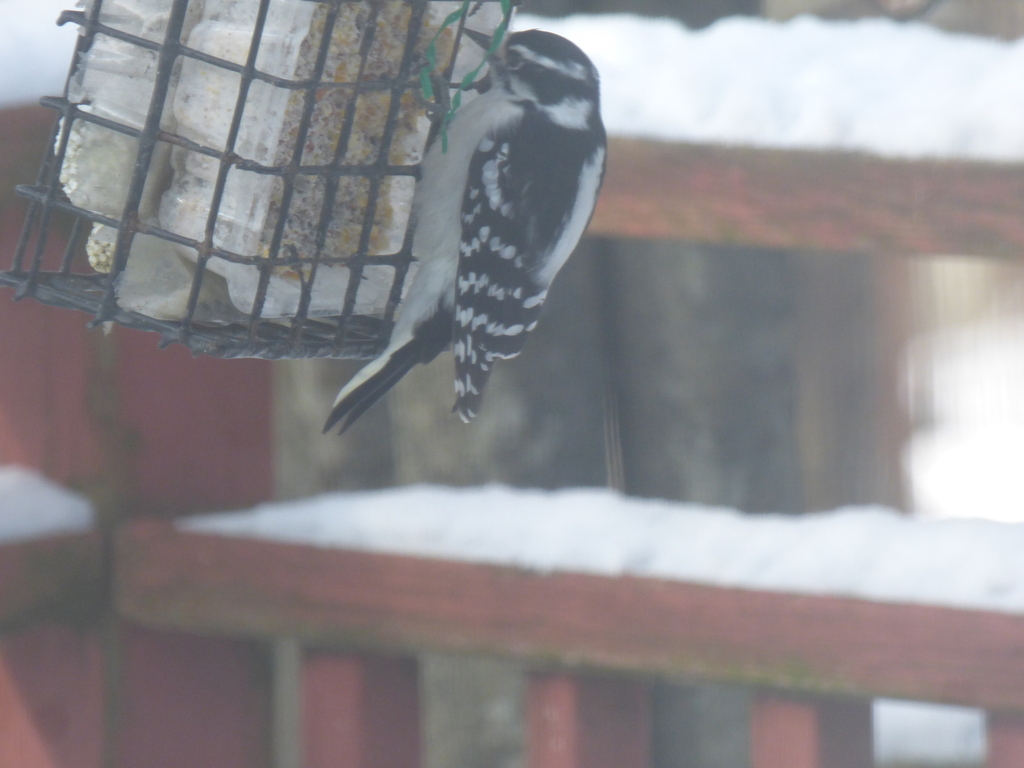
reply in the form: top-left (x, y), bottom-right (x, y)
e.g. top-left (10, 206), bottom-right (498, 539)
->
top-left (452, 118), bottom-right (596, 421)
top-left (452, 133), bottom-right (543, 420)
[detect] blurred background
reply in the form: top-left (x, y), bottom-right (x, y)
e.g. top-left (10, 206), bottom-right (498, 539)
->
top-left (3, 0), bottom-right (1024, 766)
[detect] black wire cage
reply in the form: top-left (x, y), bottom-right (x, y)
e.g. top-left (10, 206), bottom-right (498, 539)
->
top-left (3, 0), bottom-right (508, 359)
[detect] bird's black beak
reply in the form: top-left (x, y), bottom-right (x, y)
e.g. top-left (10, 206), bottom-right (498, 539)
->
top-left (461, 27), bottom-right (493, 51)
top-left (460, 27), bottom-right (506, 92)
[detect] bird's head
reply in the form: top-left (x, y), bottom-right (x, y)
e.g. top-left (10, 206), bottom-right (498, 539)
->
top-left (465, 28), bottom-right (601, 130)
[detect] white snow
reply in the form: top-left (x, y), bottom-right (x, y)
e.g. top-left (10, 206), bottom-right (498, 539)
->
top-left (185, 483), bottom-right (1024, 616)
top-left (5, 6), bottom-right (1024, 161)
top-left (513, 12), bottom-right (1024, 161)
top-left (0, 0), bottom-right (79, 108)
top-left (909, 317), bottom-right (1024, 523)
top-left (874, 698), bottom-right (986, 765)
top-left (0, 465), bottom-right (94, 543)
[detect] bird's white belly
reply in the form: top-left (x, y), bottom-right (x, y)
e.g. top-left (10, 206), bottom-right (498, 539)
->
top-left (393, 92), bottom-right (525, 339)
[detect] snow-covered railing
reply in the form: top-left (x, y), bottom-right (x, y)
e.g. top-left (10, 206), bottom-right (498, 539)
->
top-left (550, 13), bottom-right (1024, 258)
top-left (106, 486), bottom-right (1024, 768)
top-left (9, 101), bottom-right (1024, 263)
top-left (12, 9), bottom-right (1024, 262)
top-left (594, 139), bottom-right (1024, 258)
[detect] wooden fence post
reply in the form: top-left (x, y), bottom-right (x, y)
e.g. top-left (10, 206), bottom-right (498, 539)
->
top-left (601, 228), bottom-right (803, 513)
top-left (528, 673), bottom-right (650, 768)
top-left (302, 652), bottom-right (420, 768)
top-left (0, 304), bottom-right (105, 768)
top-left (602, 238), bottom-right (804, 768)
top-left (0, 104), bottom-right (109, 768)
top-left (750, 694), bottom-right (872, 768)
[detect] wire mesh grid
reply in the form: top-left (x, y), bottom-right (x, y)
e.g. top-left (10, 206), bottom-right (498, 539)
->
top-left (2, 0), bottom-right (506, 359)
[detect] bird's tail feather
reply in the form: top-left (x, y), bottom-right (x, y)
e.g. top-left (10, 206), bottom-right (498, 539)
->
top-left (322, 339), bottom-right (421, 435)
top-left (323, 310), bottom-right (454, 435)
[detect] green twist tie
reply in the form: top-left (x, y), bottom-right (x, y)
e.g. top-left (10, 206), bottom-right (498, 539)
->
top-left (418, 0), bottom-right (513, 152)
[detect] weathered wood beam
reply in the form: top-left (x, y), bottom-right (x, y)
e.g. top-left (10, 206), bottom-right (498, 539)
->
top-left (117, 521), bottom-right (1024, 712)
top-left (592, 138), bottom-right (1024, 258)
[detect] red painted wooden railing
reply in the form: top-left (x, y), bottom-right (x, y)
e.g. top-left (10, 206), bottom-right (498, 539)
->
top-left (110, 518), bottom-right (1024, 768)
top-left (5, 103), bottom-right (1024, 768)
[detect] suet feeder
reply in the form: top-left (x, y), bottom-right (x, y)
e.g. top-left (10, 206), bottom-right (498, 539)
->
top-left (3, 0), bottom-right (509, 359)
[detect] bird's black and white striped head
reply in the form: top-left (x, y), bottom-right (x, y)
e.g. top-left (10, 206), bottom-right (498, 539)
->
top-left (491, 30), bottom-right (601, 131)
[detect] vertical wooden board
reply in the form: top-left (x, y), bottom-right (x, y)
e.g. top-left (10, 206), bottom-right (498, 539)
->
top-left (577, 677), bottom-right (651, 768)
top-left (652, 682), bottom-right (753, 768)
top-left (988, 713), bottom-right (1024, 768)
top-left (43, 308), bottom-right (105, 489)
top-left (419, 654), bottom-right (525, 768)
top-left (302, 653), bottom-right (420, 768)
top-left (528, 673), bottom-right (651, 768)
top-left (528, 674), bottom-right (580, 768)
top-left (869, 255), bottom-right (912, 510)
top-left (117, 625), bottom-right (270, 768)
top-left (0, 646), bottom-right (51, 768)
top-left (0, 281), bottom-right (51, 471)
top-left (750, 695), bottom-right (819, 768)
top-left (752, 695), bottom-right (870, 768)
top-left (817, 698), bottom-right (873, 768)
top-left (602, 239), bottom-right (802, 511)
top-left (792, 252), bottom-right (910, 511)
top-left (0, 107), bottom-right (55, 474)
top-left (0, 624), bottom-right (103, 768)
top-left (361, 656), bottom-right (420, 768)
top-left (0, 211), bottom-right (104, 488)
top-left (114, 328), bottom-right (274, 514)
top-left (303, 653), bottom-right (366, 768)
